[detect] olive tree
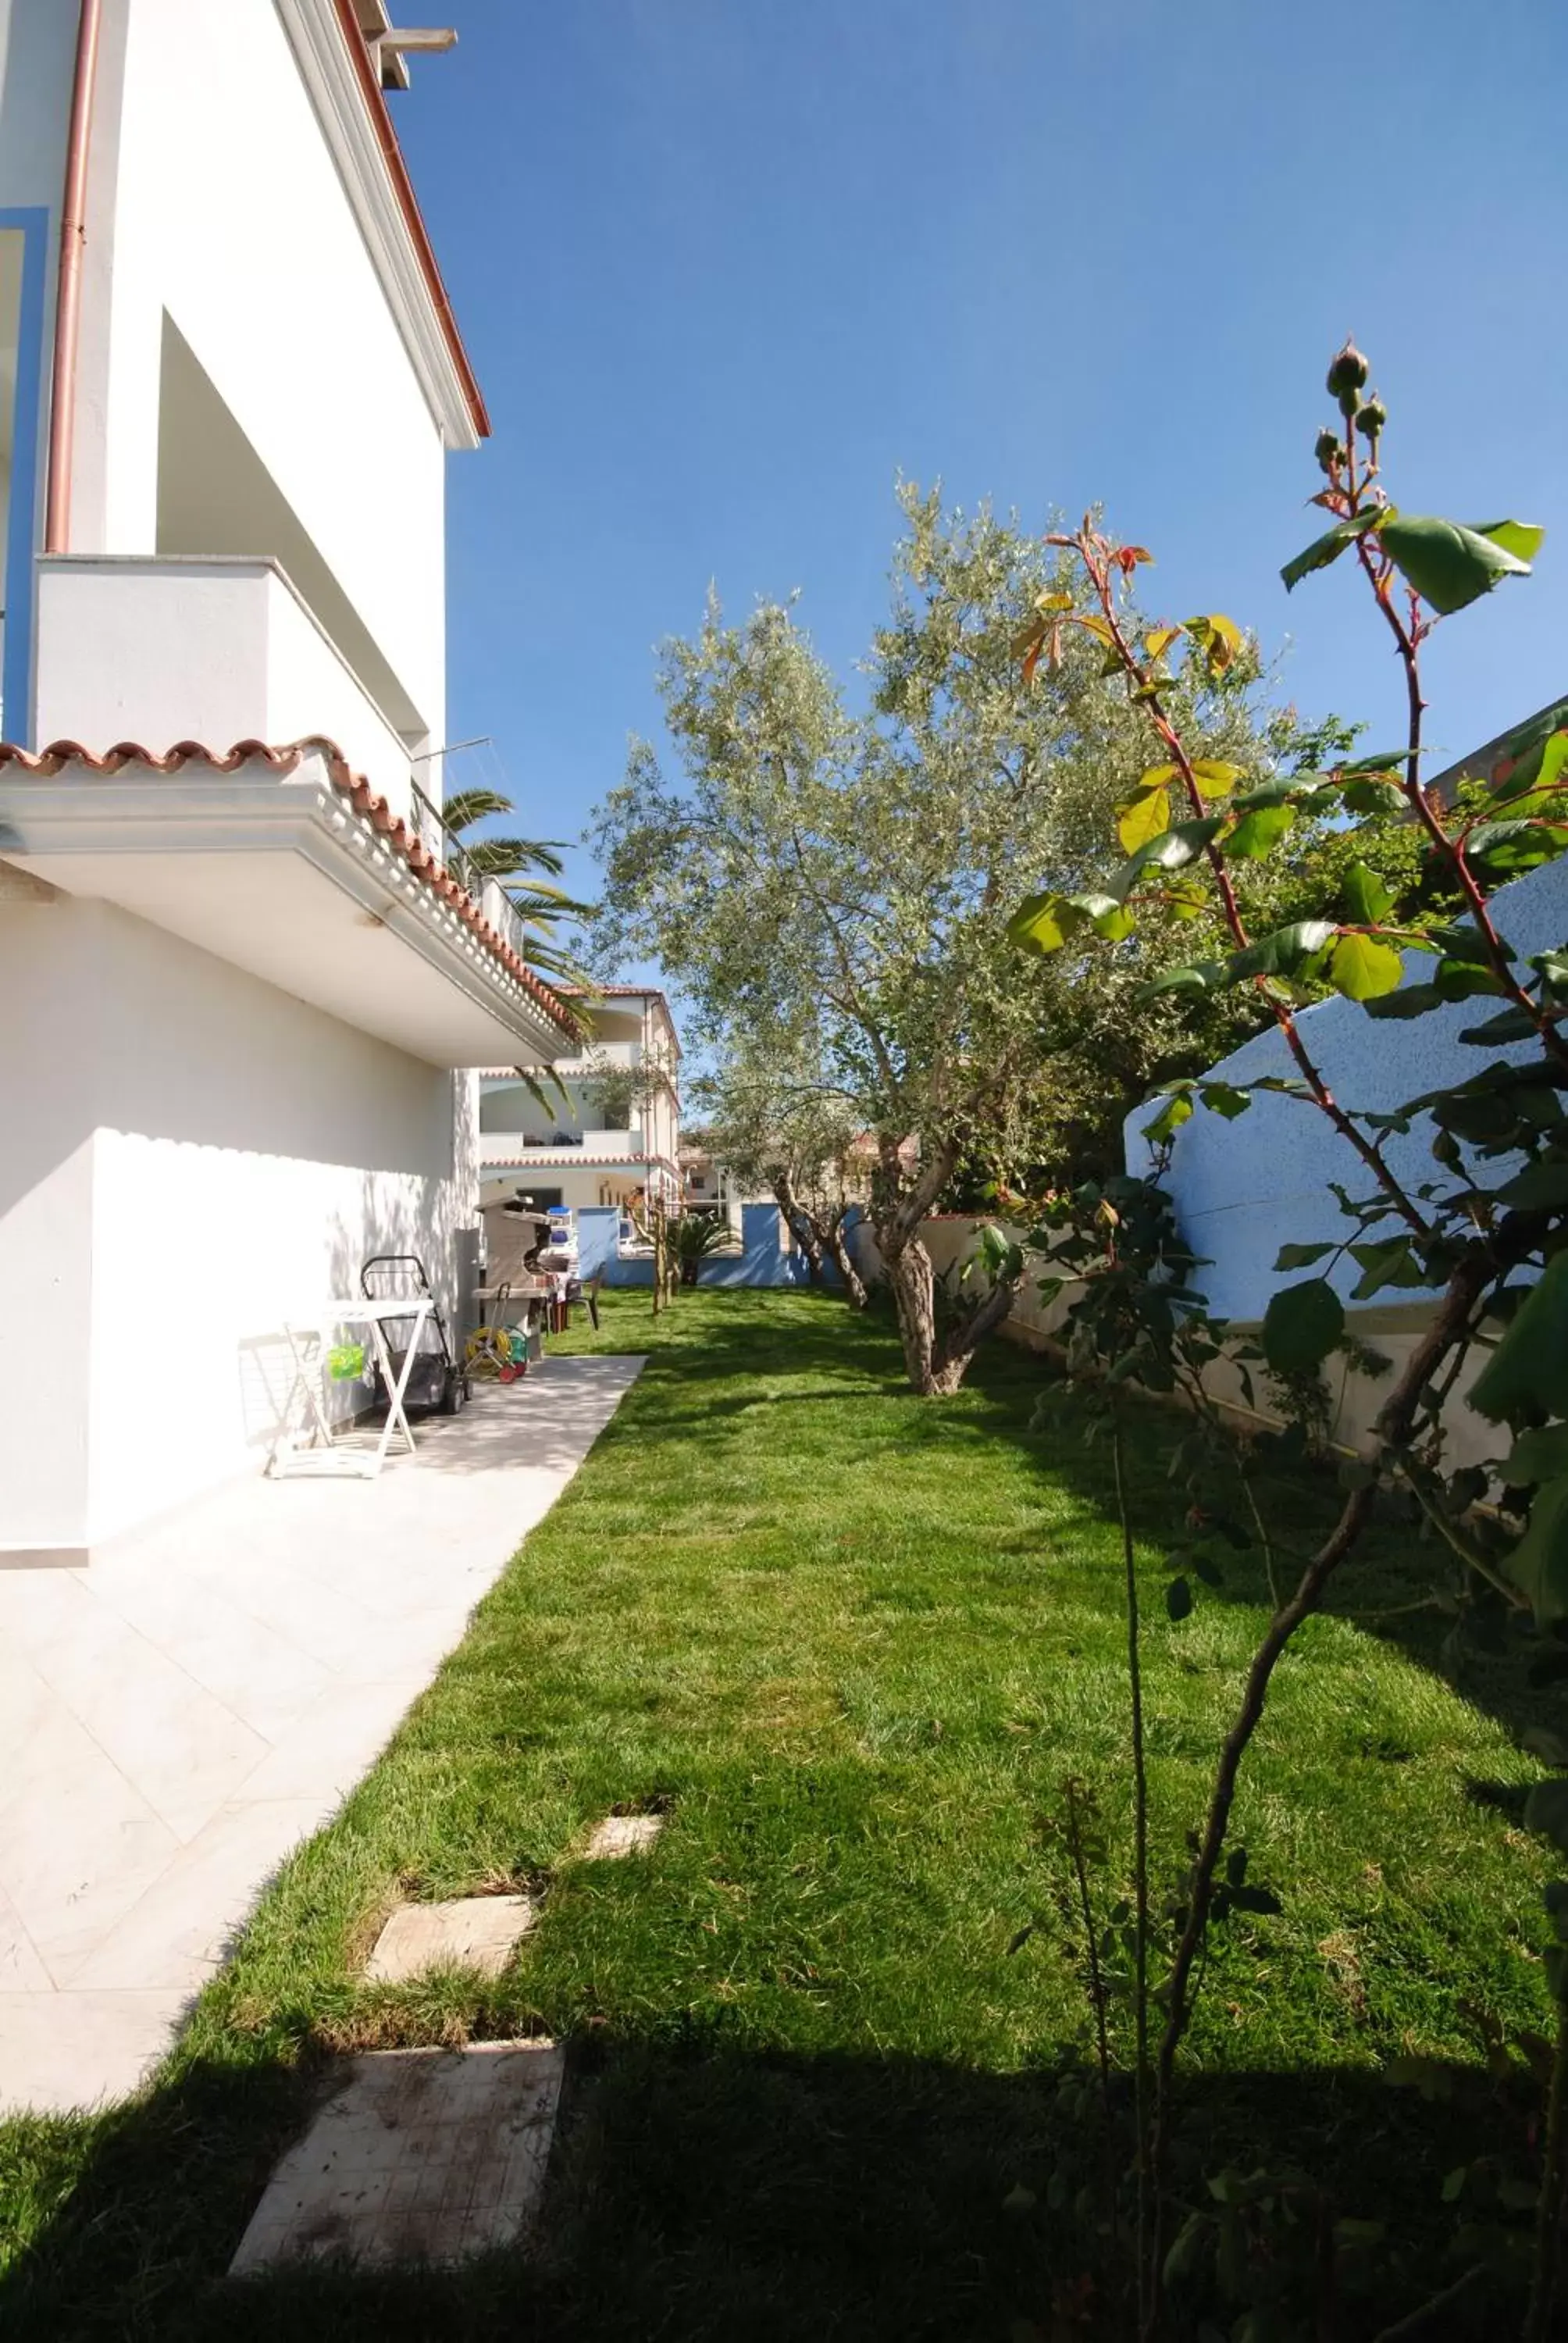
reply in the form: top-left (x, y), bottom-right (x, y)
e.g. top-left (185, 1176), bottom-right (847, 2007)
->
top-left (591, 487), bottom-right (1327, 1393)
top-left (697, 1029), bottom-right (871, 1306)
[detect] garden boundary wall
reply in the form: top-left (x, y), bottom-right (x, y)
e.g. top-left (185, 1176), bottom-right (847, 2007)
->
top-left (576, 1201), bottom-right (859, 1291)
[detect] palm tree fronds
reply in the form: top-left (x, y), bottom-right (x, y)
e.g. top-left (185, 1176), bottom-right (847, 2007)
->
top-left (439, 786), bottom-right (513, 831)
top-left (461, 835), bottom-right (573, 884)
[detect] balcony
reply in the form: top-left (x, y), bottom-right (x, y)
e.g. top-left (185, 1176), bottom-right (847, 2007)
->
top-left (479, 1129), bottom-right (644, 1166)
top-left (0, 555), bottom-right (579, 1065)
top-left (408, 783), bottom-right (540, 974)
top-left (33, 555), bottom-right (419, 818)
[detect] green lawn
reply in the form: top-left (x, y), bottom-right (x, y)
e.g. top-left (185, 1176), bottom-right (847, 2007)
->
top-left (0, 1288), bottom-right (1553, 2338)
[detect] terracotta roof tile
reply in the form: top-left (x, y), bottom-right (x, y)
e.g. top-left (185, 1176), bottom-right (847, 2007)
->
top-left (0, 734), bottom-right (579, 1039)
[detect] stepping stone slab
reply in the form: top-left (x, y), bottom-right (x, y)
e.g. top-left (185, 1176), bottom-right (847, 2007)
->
top-left (230, 2039), bottom-right (564, 2273)
top-left (365, 1895), bottom-right (535, 1983)
top-left (585, 1813), bottom-right (664, 1859)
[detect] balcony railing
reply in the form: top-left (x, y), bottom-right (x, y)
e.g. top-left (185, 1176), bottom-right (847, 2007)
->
top-left (409, 781), bottom-right (533, 965)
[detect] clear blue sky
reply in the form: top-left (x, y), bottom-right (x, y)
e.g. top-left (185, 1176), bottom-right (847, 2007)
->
top-left (398, 0), bottom-right (1567, 922)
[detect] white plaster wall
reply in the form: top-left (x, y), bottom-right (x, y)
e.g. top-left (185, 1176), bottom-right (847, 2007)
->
top-left (0, 884), bottom-right (97, 1546)
top-left (34, 558), bottom-right (415, 813)
top-left (91, 0), bottom-right (447, 747)
top-left (0, 889), bottom-right (479, 1551)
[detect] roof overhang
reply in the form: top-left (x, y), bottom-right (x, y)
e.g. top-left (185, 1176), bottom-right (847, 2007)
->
top-left (273, 0), bottom-right (490, 448)
top-left (0, 748), bottom-right (568, 1068)
top-left (483, 1151), bottom-right (660, 1170)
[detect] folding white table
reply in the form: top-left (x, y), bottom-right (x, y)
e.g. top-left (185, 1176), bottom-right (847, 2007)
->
top-left (271, 1297), bottom-right (435, 1478)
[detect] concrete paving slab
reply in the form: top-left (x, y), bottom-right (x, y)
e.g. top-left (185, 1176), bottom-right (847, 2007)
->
top-left (365, 1895), bottom-right (536, 1983)
top-left (0, 1358), bottom-right (644, 2113)
top-left (229, 2040), bottom-right (565, 2272)
top-left (584, 1813), bottom-right (665, 1860)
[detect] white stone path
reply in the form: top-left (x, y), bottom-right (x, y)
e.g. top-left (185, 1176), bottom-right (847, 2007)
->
top-left (0, 1356), bottom-right (643, 2116)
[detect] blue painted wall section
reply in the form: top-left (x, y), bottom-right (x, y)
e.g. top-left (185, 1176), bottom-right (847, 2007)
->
top-left (1, 208), bottom-right (48, 747)
top-left (1128, 855), bottom-right (1568, 1325)
top-left (578, 1203), bottom-right (861, 1291)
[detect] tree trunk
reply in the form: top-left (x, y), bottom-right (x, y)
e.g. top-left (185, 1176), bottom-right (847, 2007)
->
top-left (931, 1271), bottom-right (1018, 1393)
top-left (878, 1218), bottom-right (1017, 1395)
top-left (772, 1173), bottom-right (826, 1286)
top-left (825, 1217), bottom-right (868, 1311)
top-left (884, 1233), bottom-right (940, 1393)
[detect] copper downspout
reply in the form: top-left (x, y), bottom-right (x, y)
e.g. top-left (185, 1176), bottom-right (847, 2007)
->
top-left (44, 0), bottom-right (105, 554)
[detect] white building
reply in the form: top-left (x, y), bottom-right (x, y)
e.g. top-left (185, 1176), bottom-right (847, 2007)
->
top-left (0, 1), bottom-right (576, 1562)
top-left (479, 986), bottom-right (682, 1264)
top-left (680, 1138), bottom-right (747, 1242)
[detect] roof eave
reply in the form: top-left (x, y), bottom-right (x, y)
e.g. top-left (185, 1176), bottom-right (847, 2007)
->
top-left (275, 0), bottom-right (490, 448)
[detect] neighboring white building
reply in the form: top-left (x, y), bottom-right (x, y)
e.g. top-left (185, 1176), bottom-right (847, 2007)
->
top-left (680, 1137), bottom-right (747, 1241)
top-left (479, 986), bottom-right (682, 1251)
top-left (0, 1), bottom-right (576, 1560)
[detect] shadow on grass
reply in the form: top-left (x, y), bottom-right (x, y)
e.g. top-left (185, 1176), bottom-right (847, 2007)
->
top-left (0, 2032), bottom-right (1520, 2341)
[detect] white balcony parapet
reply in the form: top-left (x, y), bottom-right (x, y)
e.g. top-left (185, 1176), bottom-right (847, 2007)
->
top-left (33, 556), bottom-right (419, 822)
top-left (479, 1129), bottom-right (644, 1164)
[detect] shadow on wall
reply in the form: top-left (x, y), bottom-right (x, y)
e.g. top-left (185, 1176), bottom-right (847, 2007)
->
top-left (305, 1156), bottom-right (478, 1433)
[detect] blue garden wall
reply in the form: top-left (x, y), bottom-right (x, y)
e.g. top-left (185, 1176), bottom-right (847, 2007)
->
top-left (578, 1204), bottom-right (860, 1290)
top-left (1128, 853), bottom-right (1568, 1325)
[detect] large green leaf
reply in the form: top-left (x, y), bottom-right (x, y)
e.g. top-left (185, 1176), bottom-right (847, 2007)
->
top-left (1228, 776), bottom-right (1334, 818)
top-left (1190, 758), bottom-right (1245, 795)
top-left (1362, 982), bottom-right (1450, 1021)
top-left (1500, 1425), bottom-right (1568, 1487)
top-left (1008, 888), bottom-right (1140, 954)
top-left (1467, 519), bottom-right (1546, 565)
top-left (1263, 1278), bottom-right (1345, 1374)
top-left (1135, 962), bottom-right (1227, 1004)
top-left (1274, 1242), bottom-right (1334, 1270)
top-left (1490, 708), bottom-right (1568, 801)
top-left (1507, 1475), bottom-right (1568, 1628)
top-left (1226, 801), bottom-right (1296, 860)
top-left (1378, 514), bottom-right (1533, 615)
top-left (1105, 818), bottom-right (1225, 904)
top-left (1117, 784), bottom-right (1171, 855)
top-left (1281, 507), bottom-right (1387, 593)
top-left (1348, 1236), bottom-right (1427, 1300)
top-left (1008, 892), bottom-right (1067, 954)
top-left (1343, 862), bottom-right (1395, 925)
top-left (1471, 1254), bottom-right (1568, 1422)
top-left (1460, 1006), bottom-right (1547, 1047)
top-left (1495, 1158), bottom-right (1568, 1211)
top-left (1537, 733), bottom-right (1568, 798)
top-left (1428, 921), bottom-right (1511, 968)
top-left (1228, 920), bottom-right (1335, 982)
top-left (1364, 956), bottom-right (1508, 1019)
top-left (1340, 751), bottom-right (1410, 779)
top-left (1466, 820), bottom-right (1568, 877)
top-left (1342, 772), bottom-right (1406, 814)
top-left (1330, 932), bottom-right (1404, 1001)
top-left (1142, 1092), bottom-right (1194, 1146)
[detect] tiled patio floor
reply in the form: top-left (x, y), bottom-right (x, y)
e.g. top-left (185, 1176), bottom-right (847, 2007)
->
top-left (0, 1356), bottom-right (643, 2117)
